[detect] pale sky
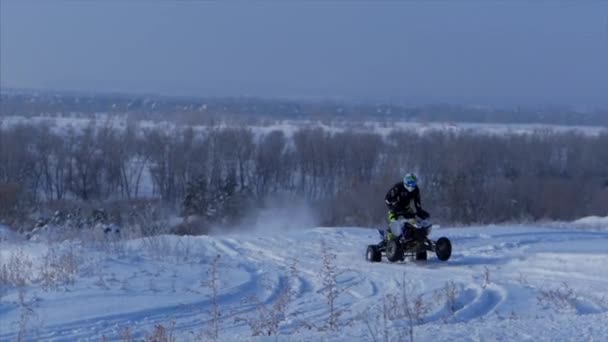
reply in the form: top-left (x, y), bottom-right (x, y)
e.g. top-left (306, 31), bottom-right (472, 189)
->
top-left (1, 1), bottom-right (607, 106)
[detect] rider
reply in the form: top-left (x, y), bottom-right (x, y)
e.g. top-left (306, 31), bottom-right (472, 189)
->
top-left (384, 173), bottom-right (430, 241)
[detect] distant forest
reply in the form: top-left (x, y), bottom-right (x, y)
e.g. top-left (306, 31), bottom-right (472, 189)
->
top-left (2, 91), bottom-right (607, 126)
top-left (1, 119), bottom-right (607, 232)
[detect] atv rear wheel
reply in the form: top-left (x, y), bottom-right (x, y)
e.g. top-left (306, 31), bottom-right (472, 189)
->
top-left (416, 251), bottom-right (427, 261)
top-left (385, 240), bottom-right (404, 262)
top-left (366, 245), bottom-right (381, 263)
top-left (435, 237), bottom-right (452, 261)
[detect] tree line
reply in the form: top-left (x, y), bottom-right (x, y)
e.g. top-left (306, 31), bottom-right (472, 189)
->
top-left (3, 92), bottom-right (608, 126)
top-left (1, 120), bottom-right (607, 230)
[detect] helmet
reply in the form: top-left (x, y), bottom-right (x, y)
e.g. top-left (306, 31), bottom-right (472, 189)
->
top-left (403, 173), bottom-right (418, 192)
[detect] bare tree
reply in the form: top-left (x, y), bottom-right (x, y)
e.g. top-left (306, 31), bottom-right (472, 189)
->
top-left (253, 130), bottom-right (288, 197)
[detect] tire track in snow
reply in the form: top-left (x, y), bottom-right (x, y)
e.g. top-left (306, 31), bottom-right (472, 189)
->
top-left (4, 263), bottom-right (267, 341)
top-left (455, 285), bottom-right (506, 321)
top-left (2, 238), bottom-right (285, 341)
top-left (4, 226), bottom-right (608, 340)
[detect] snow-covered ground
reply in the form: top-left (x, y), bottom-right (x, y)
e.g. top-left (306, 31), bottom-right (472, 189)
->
top-left (2, 221), bottom-right (608, 341)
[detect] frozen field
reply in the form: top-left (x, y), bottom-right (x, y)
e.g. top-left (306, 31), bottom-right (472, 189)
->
top-left (2, 115), bottom-right (606, 138)
top-left (1, 218), bottom-right (608, 341)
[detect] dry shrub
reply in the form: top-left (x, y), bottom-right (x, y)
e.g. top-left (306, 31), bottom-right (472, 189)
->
top-left (0, 249), bottom-right (34, 289)
top-left (16, 286), bottom-right (40, 342)
top-left (364, 277), bottom-right (431, 342)
top-left (319, 239), bottom-right (344, 331)
top-left (202, 254), bottom-right (221, 341)
top-left (39, 244), bottom-right (82, 290)
top-left (236, 259), bottom-right (299, 336)
top-left (537, 282), bottom-right (577, 312)
top-left (146, 322), bottom-right (176, 342)
top-left (481, 266), bottom-right (491, 289)
top-left (119, 326), bottom-right (134, 341)
top-left (442, 281), bottom-right (459, 315)
top-left (394, 278), bottom-right (431, 342)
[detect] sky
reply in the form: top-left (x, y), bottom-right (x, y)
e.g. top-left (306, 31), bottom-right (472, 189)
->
top-left (1, 1), bottom-right (607, 107)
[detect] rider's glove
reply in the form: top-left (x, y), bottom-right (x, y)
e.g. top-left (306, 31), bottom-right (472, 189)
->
top-left (388, 212), bottom-right (398, 222)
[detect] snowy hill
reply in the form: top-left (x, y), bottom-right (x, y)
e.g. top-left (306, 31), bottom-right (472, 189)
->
top-left (2, 223), bottom-right (608, 341)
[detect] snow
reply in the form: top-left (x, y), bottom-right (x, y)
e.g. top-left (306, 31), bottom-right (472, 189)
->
top-left (2, 115), bottom-right (606, 138)
top-left (0, 225), bottom-right (22, 243)
top-left (572, 216), bottom-right (608, 229)
top-left (1, 223), bottom-right (608, 341)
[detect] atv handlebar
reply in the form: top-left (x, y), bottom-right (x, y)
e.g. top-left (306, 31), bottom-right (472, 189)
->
top-left (395, 218), bottom-right (432, 229)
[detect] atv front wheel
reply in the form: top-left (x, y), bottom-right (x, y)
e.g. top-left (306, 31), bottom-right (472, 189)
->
top-left (385, 240), bottom-right (404, 262)
top-left (366, 245), bottom-right (381, 263)
top-left (435, 237), bottom-right (452, 261)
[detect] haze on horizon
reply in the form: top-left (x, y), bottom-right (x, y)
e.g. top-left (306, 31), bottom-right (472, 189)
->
top-left (1, 1), bottom-right (607, 107)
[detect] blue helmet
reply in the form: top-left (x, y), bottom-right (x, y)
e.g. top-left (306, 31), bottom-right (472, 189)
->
top-left (403, 173), bottom-right (418, 192)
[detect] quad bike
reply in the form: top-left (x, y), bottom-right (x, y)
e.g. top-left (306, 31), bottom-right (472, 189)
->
top-left (366, 219), bottom-right (451, 263)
